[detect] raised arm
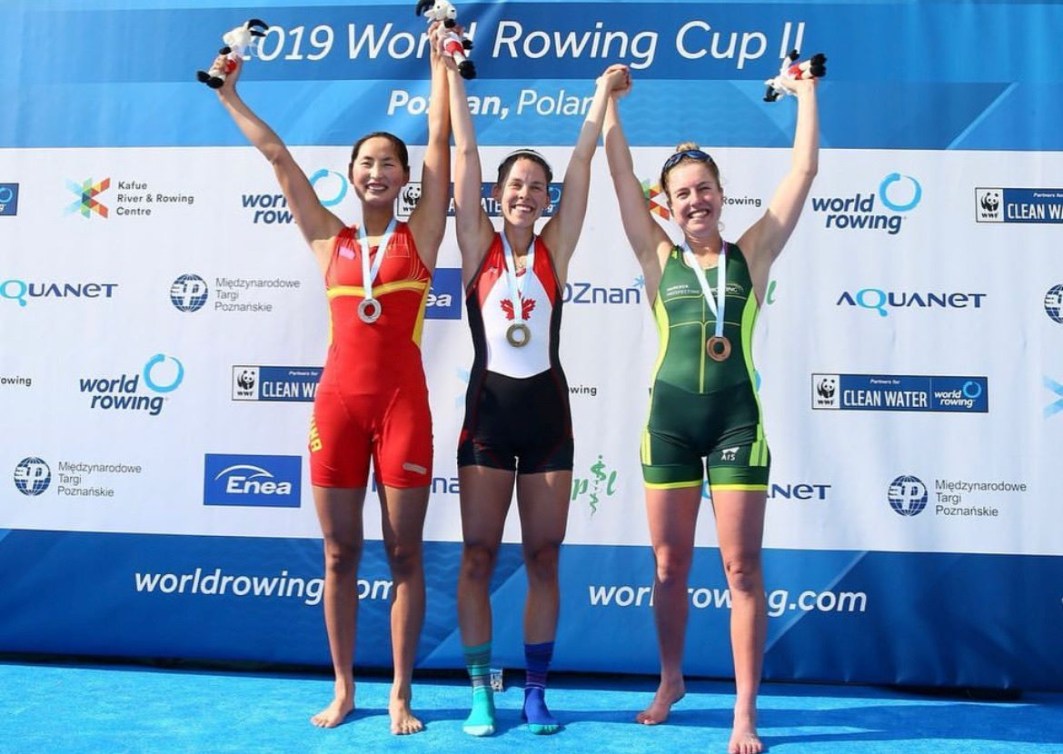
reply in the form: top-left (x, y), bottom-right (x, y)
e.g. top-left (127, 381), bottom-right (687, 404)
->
top-left (603, 82), bottom-right (672, 302)
top-left (738, 77), bottom-right (819, 300)
top-left (406, 24), bottom-right (451, 274)
top-left (215, 57), bottom-right (343, 270)
top-left (539, 65), bottom-right (629, 283)
top-left (444, 56), bottom-right (495, 284)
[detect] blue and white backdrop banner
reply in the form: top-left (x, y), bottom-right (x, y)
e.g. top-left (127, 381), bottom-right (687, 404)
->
top-left (2, 0), bottom-right (1063, 690)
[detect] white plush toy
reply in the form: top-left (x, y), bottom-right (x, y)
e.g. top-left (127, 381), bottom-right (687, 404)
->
top-left (196, 19), bottom-right (270, 89)
top-left (764, 49), bottom-right (827, 102)
top-left (415, 0), bottom-right (476, 79)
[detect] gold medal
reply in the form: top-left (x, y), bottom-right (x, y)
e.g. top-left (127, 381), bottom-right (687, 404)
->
top-left (506, 322), bottom-right (531, 347)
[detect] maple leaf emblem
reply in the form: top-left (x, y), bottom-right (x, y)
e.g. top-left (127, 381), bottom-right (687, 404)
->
top-left (500, 296), bottom-right (536, 321)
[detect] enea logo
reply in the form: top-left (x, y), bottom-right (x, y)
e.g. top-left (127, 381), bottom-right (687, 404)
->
top-left (837, 289), bottom-right (986, 317)
top-left (563, 276), bottom-right (644, 306)
top-left (887, 475), bottom-right (928, 517)
top-left (976, 187), bottom-right (1063, 224)
top-left (571, 455), bottom-right (618, 515)
top-left (812, 173), bottom-right (922, 235)
top-left (1045, 284), bottom-right (1063, 324)
top-left (203, 454), bottom-right (301, 507)
top-left (170, 274), bottom-right (209, 313)
top-left (232, 366), bottom-right (321, 402)
top-left (1045, 376), bottom-right (1063, 419)
top-left (426, 267), bottom-right (462, 319)
top-left (79, 354), bottom-right (185, 416)
top-left (14, 457), bottom-right (51, 496)
top-left (812, 373), bottom-right (988, 413)
top-left (66, 178), bottom-right (110, 219)
top-left (1, 279), bottom-right (118, 308)
top-left (0, 183), bottom-right (19, 216)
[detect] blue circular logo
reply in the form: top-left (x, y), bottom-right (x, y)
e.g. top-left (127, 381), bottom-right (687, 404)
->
top-left (14, 457), bottom-right (51, 496)
top-left (143, 354), bottom-right (184, 394)
top-left (310, 169), bottom-right (349, 208)
top-left (879, 173), bottom-right (922, 213)
top-left (0, 187), bottom-right (13, 203)
top-left (1045, 284), bottom-right (1063, 324)
top-left (170, 274), bottom-right (209, 313)
top-left (888, 475), bottom-right (927, 516)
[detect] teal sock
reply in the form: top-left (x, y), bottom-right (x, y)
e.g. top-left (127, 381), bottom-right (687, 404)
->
top-left (463, 641), bottom-right (495, 736)
top-left (464, 685), bottom-right (496, 736)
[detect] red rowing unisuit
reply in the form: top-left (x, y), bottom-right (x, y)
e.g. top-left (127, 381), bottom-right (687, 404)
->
top-left (309, 222), bottom-right (434, 489)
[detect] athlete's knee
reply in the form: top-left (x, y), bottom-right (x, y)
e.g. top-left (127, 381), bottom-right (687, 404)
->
top-left (384, 540), bottom-right (424, 580)
top-left (461, 543), bottom-right (499, 583)
top-left (653, 546), bottom-right (694, 588)
top-left (721, 553), bottom-right (763, 595)
top-left (322, 538), bottom-right (362, 576)
top-left (523, 540), bottom-right (561, 583)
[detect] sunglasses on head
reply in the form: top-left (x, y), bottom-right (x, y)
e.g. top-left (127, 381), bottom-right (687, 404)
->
top-left (662, 149), bottom-right (714, 172)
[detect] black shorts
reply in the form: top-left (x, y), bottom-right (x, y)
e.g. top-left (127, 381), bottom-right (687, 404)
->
top-left (458, 369), bottom-right (573, 474)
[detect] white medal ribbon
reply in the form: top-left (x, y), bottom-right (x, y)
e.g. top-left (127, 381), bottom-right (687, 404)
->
top-left (682, 241), bottom-right (727, 341)
top-left (500, 231), bottom-right (535, 325)
top-left (357, 216), bottom-right (397, 305)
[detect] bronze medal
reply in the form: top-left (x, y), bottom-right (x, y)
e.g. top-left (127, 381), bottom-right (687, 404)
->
top-left (706, 335), bottom-right (731, 362)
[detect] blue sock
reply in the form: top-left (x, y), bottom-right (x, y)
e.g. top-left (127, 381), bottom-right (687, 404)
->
top-left (522, 641), bottom-right (560, 734)
top-left (463, 641), bottom-right (495, 736)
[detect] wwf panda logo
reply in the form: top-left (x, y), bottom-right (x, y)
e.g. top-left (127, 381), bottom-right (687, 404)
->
top-left (979, 191), bottom-right (1000, 214)
top-left (401, 183), bottom-right (421, 207)
top-left (816, 376), bottom-right (836, 400)
top-left (237, 369), bottom-right (256, 390)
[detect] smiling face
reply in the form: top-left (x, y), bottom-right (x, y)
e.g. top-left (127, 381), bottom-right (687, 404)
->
top-left (494, 157), bottom-right (550, 228)
top-left (665, 161), bottom-right (724, 239)
top-left (348, 135), bottom-right (410, 207)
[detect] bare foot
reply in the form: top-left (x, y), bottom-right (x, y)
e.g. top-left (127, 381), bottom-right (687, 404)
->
top-left (728, 712), bottom-right (764, 754)
top-left (728, 729), bottom-right (764, 754)
top-left (389, 696), bottom-right (424, 735)
top-left (635, 680), bottom-right (686, 725)
top-left (310, 696), bottom-right (354, 728)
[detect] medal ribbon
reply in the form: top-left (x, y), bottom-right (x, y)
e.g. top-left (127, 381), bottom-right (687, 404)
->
top-left (357, 216), bottom-right (397, 304)
top-left (682, 242), bottom-right (727, 341)
top-left (500, 232), bottom-right (535, 325)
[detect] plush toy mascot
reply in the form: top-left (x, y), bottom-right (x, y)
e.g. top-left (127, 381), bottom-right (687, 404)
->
top-left (415, 0), bottom-right (476, 79)
top-left (764, 49), bottom-right (827, 102)
top-left (197, 19), bottom-right (270, 89)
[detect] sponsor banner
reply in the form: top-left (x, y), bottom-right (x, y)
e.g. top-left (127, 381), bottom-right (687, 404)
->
top-left (232, 366), bottom-right (322, 402)
top-left (1, 531), bottom-right (1063, 688)
top-left (812, 374), bottom-right (989, 413)
top-left (202, 454), bottom-right (302, 507)
top-left (976, 187), bottom-right (1063, 224)
top-left (426, 267), bottom-right (463, 319)
top-left (3, 1), bottom-right (1063, 691)
top-left (0, 182), bottom-right (18, 215)
top-left (5, 5), bottom-right (1063, 149)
